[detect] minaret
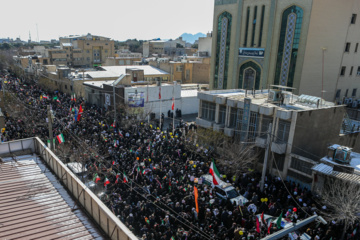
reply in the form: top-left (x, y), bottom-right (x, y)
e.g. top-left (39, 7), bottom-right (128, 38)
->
top-left (28, 31), bottom-right (31, 43)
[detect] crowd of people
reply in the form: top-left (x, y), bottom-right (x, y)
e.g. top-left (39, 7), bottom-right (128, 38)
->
top-left (1, 71), bottom-right (359, 240)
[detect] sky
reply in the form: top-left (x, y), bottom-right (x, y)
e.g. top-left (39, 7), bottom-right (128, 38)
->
top-left (1, 0), bottom-right (214, 42)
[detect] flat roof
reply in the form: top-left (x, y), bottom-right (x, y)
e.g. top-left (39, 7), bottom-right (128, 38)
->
top-left (0, 154), bottom-right (104, 239)
top-left (199, 89), bottom-right (336, 111)
top-left (83, 80), bottom-right (115, 88)
top-left (101, 65), bottom-right (169, 76)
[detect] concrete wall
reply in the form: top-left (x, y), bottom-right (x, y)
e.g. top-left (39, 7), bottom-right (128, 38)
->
top-left (192, 63), bottom-right (210, 84)
top-left (291, 106), bottom-right (346, 160)
top-left (198, 36), bottom-right (212, 56)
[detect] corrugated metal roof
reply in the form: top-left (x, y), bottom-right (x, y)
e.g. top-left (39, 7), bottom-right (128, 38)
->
top-left (0, 155), bottom-right (104, 240)
top-left (312, 163), bottom-right (360, 182)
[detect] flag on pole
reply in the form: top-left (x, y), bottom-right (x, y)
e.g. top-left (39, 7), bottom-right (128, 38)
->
top-left (352, 228), bottom-right (357, 237)
top-left (276, 211), bottom-right (283, 229)
top-left (47, 139), bottom-right (51, 148)
top-left (171, 97), bottom-right (175, 110)
top-left (261, 212), bottom-right (266, 225)
top-left (115, 172), bottom-right (120, 183)
top-left (110, 120), bottom-right (116, 128)
top-left (56, 133), bottom-right (65, 144)
top-left (43, 95), bottom-right (48, 99)
top-left (123, 172), bottom-right (128, 183)
top-left (104, 178), bottom-right (110, 187)
top-left (268, 222), bottom-right (272, 234)
top-left (93, 174), bottom-right (101, 183)
top-left (77, 105), bottom-right (83, 121)
top-left (159, 87), bottom-right (161, 99)
top-left (209, 160), bottom-right (221, 185)
top-left (194, 186), bottom-right (199, 213)
top-left (142, 168), bottom-right (151, 175)
top-left (256, 217), bottom-right (260, 233)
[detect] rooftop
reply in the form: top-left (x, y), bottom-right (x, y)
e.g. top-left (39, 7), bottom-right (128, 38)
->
top-left (100, 66), bottom-right (169, 76)
top-left (0, 154), bottom-right (104, 239)
top-left (61, 43), bottom-right (73, 47)
top-left (199, 89), bottom-right (336, 111)
top-left (83, 80), bottom-right (115, 88)
top-left (312, 163), bottom-right (360, 182)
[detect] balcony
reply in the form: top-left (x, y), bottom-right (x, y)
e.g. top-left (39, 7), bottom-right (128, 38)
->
top-left (213, 123), bottom-right (224, 132)
top-left (271, 141), bottom-right (287, 154)
top-left (196, 117), bottom-right (213, 128)
top-left (255, 136), bottom-right (267, 148)
top-left (224, 127), bottom-right (234, 137)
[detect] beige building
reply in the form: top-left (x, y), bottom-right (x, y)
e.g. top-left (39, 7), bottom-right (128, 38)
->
top-left (48, 33), bottom-right (115, 67)
top-left (143, 40), bottom-right (166, 57)
top-left (149, 57), bottom-right (210, 84)
top-left (210, 0), bottom-right (360, 101)
top-left (105, 51), bottom-right (142, 66)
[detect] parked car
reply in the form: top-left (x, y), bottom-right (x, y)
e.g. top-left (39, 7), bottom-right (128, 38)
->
top-left (201, 174), bottom-right (248, 206)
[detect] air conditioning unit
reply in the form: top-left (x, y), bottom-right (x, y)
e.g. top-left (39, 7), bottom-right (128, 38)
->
top-left (268, 90), bottom-right (281, 102)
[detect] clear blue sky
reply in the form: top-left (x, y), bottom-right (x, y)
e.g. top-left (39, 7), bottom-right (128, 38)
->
top-left (1, 0), bottom-right (214, 41)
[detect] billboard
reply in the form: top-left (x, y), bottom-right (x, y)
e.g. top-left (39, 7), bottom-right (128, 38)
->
top-left (128, 92), bottom-right (144, 108)
top-left (239, 48), bottom-right (265, 58)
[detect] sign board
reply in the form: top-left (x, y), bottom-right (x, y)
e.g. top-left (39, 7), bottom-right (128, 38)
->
top-left (105, 93), bottom-right (111, 106)
top-left (239, 48), bottom-right (265, 58)
top-left (128, 92), bottom-right (144, 108)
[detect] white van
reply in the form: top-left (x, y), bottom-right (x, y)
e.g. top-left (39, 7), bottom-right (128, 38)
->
top-left (201, 174), bottom-right (248, 206)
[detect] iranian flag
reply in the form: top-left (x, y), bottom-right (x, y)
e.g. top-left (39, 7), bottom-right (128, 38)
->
top-left (115, 173), bottom-right (120, 183)
top-left (209, 160), bottom-right (221, 185)
top-left (43, 95), bottom-right (48, 99)
top-left (56, 133), bottom-right (65, 144)
top-left (93, 173), bottom-right (101, 183)
top-left (104, 178), bottom-right (110, 187)
top-left (123, 172), bottom-right (128, 183)
top-left (171, 97), bottom-right (175, 110)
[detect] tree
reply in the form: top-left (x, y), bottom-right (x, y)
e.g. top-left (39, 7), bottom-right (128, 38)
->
top-left (191, 44), bottom-right (198, 49)
top-left (176, 43), bottom-right (184, 48)
top-left (186, 128), bottom-right (261, 178)
top-left (319, 177), bottom-right (360, 239)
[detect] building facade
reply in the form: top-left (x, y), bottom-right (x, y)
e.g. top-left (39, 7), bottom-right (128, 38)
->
top-left (210, 0), bottom-right (360, 101)
top-left (48, 33), bottom-right (115, 67)
top-left (196, 88), bottom-right (345, 187)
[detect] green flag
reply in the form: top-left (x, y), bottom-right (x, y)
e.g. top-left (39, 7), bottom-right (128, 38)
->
top-left (53, 96), bottom-right (58, 100)
top-left (276, 211), bottom-right (283, 229)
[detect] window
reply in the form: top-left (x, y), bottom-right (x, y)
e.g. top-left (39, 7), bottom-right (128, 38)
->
top-left (345, 89), bottom-right (348, 97)
top-left (357, 66), bottom-right (360, 75)
top-left (251, 6), bottom-right (257, 47)
top-left (258, 5), bottom-right (265, 47)
top-left (87, 50), bottom-right (90, 53)
top-left (260, 116), bottom-right (273, 138)
top-left (219, 105), bottom-right (226, 124)
top-left (201, 101), bottom-right (216, 121)
top-left (176, 66), bottom-right (183, 72)
top-left (244, 7), bottom-right (250, 46)
top-left (355, 43), bottom-right (359, 53)
top-left (65, 85), bottom-right (67, 89)
top-left (290, 157), bottom-right (314, 175)
top-left (345, 42), bottom-right (351, 52)
top-left (340, 66), bottom-right (346, 76)
top-left (105, 50), bottom-right (108, 53)
top-left (87, 57), bottom-right (90, 61)
top-left (352, 88), bottom-right (357, 97)
top-left (351, 14), bottom-right (357, 24)
top-left (276, 120), bottom-right (290, 143)
top-left (70, 86), bottom-right (73, 91)
top-left (350, 66), bottom-right (354, 76)
top-left (229, 107), bottom-right (237, 127)
top-left (272, 153), bottom-right (285, 171)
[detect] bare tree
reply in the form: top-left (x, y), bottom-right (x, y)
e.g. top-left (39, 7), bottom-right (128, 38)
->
top-left (186, 128), bottom-right (261, 178)
top-left (319, 177), bottom-right (360, 239)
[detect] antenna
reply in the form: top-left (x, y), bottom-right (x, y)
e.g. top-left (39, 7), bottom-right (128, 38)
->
top-left (29, 31), bottom-right (31, 42)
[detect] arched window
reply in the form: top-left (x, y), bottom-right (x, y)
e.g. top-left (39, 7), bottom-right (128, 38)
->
top-left (214, 12), bottom-right (232, 89)
top-left (274, 6), bottom-right (303, 87)
top-left (239, 61), bottom-right (262, 90)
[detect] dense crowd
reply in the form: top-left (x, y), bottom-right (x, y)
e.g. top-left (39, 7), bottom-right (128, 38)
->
top-left (1, 71), bottom-right (359, 240)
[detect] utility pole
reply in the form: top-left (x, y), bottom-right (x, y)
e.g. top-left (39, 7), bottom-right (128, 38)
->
top-left (159, 80), bottom-right (162, 130)
top-left (260, 123), bottom-right (272, 192)
top-left (47, 105), bottom-right (54, 150)
top-left (113, 83), bottom-right (116, 123)
top-left (172, 81), bottom-right (176, 135)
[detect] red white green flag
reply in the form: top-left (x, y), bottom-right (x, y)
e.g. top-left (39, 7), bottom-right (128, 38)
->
top-left (93, 173), bottom-right (101, 183)
top-left (209, 160), bottom-right (221, 185)
top-left (56, 133), bottom-right (65, 144)
top-left (123, 172), bottom-right (128, 183)
top-left (104, 178), bottom-right (110, 187)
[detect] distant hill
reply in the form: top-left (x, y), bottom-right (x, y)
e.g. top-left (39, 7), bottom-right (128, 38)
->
top-left (180, 33), bottom-right (206, 44)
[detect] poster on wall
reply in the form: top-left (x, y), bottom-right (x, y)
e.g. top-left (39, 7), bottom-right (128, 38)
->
top-left (128, 92), bottom-right (144, 108)
top-left (105, 93), bottom-right (111, 106)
